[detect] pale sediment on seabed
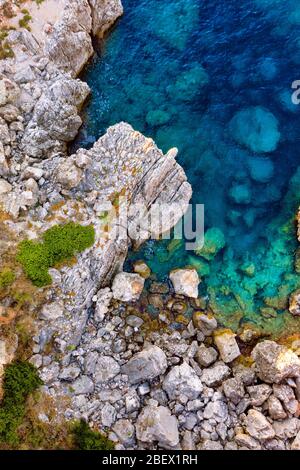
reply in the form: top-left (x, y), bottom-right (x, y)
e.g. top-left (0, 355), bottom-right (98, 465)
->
top-left (0, 0), bottom-right (300, 451)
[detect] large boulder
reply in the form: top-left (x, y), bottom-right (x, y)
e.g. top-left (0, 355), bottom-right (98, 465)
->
top-left (162, 362), bottom-right (203, 400)
top-left (136, 404), bottom-right (179, 448)
top-left (169, 268), bottom-right (200, 299)
top-left (122, 345), bottom-right (167, 384)
top-left (251, 340), bottom-right (300, 383)
top-left (112, 272), bottom-right (145, 302)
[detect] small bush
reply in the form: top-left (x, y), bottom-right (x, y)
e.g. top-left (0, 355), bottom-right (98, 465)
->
top-left (17, 223), bottom-right (95, 287)
top-left (72, 420), bottom-right (115, 451)
top-left (0, 362), bottom-right (42, 445)
top-left (19, 14), bottom-right (32, 31)
top-left (0, 40), bottom-right (14, 60)
top-left (0, 268), bottom-right (15, 290)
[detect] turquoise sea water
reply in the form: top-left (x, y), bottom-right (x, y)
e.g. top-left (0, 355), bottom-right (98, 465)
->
top-left (74, 0), bottom-right (300, 336)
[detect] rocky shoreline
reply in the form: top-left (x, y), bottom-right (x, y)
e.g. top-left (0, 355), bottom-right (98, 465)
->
top-left (0, 0), bottom-right (300, 451)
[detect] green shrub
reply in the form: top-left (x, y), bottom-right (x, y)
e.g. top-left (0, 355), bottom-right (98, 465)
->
top-left (72, 420), bottom-right (115, 451)
top-left (0, 362), bottom-right (42, 445)
top-left (0, 268), bottom-right (15, 290)
top-left (17, 223), bottom-right (95, 287)
top-left (0, 40), bottom-right (14, 60)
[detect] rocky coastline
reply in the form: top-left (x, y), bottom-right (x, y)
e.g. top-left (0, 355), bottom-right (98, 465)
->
top-left (0, 0), bottom-right (300, 451)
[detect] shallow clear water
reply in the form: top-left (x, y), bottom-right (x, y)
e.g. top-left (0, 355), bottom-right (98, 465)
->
top-left (74, 0), bottom-right (300, 336)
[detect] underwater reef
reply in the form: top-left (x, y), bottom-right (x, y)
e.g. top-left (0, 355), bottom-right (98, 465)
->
top-left (75, 0), bottom-right (300, 338)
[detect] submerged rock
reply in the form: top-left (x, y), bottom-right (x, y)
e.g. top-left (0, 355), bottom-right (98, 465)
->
top-left (195, 227), bottom-right (226, 261)
top-left (229, 106), bottom-right (281, 153)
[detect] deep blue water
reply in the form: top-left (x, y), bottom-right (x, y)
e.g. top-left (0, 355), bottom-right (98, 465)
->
top-left (74, 0), bottom-right (300, 335)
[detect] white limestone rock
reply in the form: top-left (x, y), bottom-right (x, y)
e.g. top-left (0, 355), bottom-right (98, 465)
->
top-left (112, 272), bottom-right (145, 302)
top-left (163, 362), bottom-right (203, 400)
top-left (169, 268), bottom-right (200, 299)
top-left (245, 409), bottom-right (275, 441)
top-left (214, 330), bottom-right (241, 363)
top-left (122, 345), bottom-right (167, 384)
top-left (251, 340), bottom-right (300, 383)
top-left (136, 404), bottom-right (179, 449)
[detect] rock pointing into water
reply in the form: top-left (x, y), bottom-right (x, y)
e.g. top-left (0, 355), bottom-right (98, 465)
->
top-left (136, 404), bottom-right (179, 448)
top-left (122, 345), bottom-right (167, 384)
top-left (251, 340), bottom-right (300, 383)
top-left (112, 272), bottom-right (145, 302)
top-left (169, 269), bottom-right (200, 298)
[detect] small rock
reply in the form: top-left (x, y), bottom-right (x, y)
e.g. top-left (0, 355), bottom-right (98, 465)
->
top-left (235, 433), bottom-right (261, 450)
top-left (125, 391), bottom-right (140, 413)
top-left (136, 404), bottom-right (179, 449)
top-left (203, 400), bottom-right (229, 423)
top-left (181, 430), bottom-right (196, 450)
top-left (94, 288), bottom-right (113, 322)
top-left (112, 419), bottom-right (135, 446)
top-left (201, 363), bottom-right (231, 387)
top-left (289, 289), bottom-right (300, 316)
top-left (56, 160), bottom-right (82, 189)
top-left (195, 344), bottom-right (218, 367)
top-left (273, 418), bottom-right (300, 439)
top-left (291, 431), bottom-right (300, 450)
top-left (247, 384), bottom-right (272, 406)
top-left (199, 440), bottom-right (223, 450)
top-left (101, 403), bottom-right (117, 427)
top-left (40, 301), bottom-right (64, 321)
top-left (112, 272), bottom-right (145, 302)
top-left (0, 178), bottom-right (12, 194)
top-left (214, 330), bottom-right (241, 363)
top-left (223, 377), bottom-right (245, 405)
top-left (126, 315), bottom-right (144, 329)
top-left (232, 364), bottom-right (256, 386)
top-left (133, 260), bottom-right (151, 279)
top-left (192, 311), bottom-right (218, 335)
top-left (94, 356), bottom-right (120, 383)
top-left (169, 268), bottom-right (200, 298)
top-left (122, 345), bottom-right (167, 384)
top-left (267, 395), bottom-right (287, 420)
top-left (163, 362), bottom-right (203, 400)
top-left (71, 376), bottom-right (94, 395)
top-left (59, 364), bottom-right (81, 381)
top-left (245, 409), bottom-right (275, 441)
top-left (251, 340), bottom-right (300, 383)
